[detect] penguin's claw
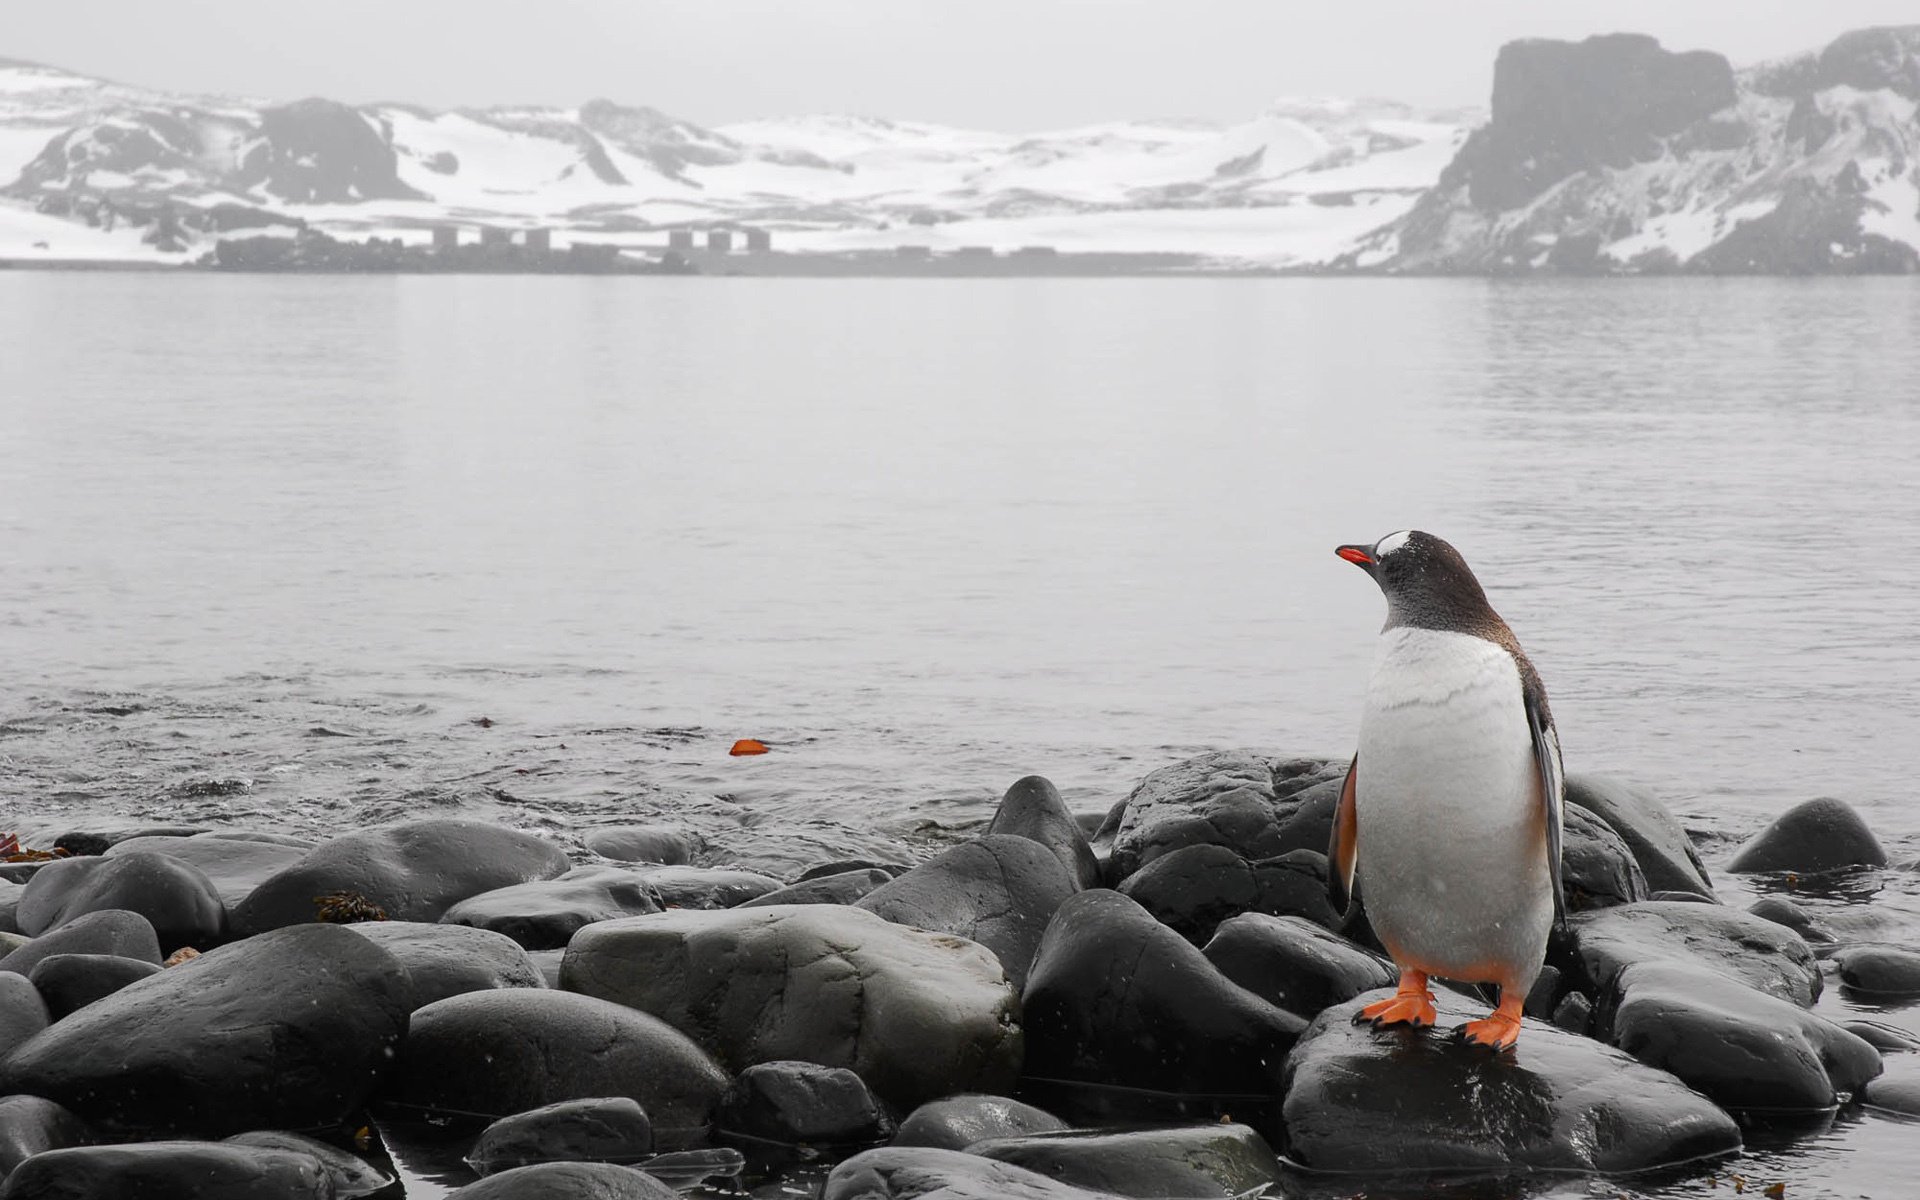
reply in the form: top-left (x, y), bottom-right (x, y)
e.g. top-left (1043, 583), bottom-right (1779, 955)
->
top-left (1454, 1012), bottom-right (1522, 1050)
top-left (1356, 993), bottom-right (1437, 1028)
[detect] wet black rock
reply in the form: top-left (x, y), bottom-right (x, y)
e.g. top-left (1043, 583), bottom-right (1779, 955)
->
top-left (51, 826), bottom-right (208, 857)
top-left (715, 1061), bottom-right (892, 1149)
top-left (969, 1124), bottom-right (1280, 1200)
top-left (1021, 890), bottom-right (1305, 1104)
top-left (1116, 845), bottom-right (1338, 945)
top-left (389, 988), bottom-right (728, 1150)
top-left (104, 834), bottom-right (306, 909)
top-left (0, 910), bottom-right (162, 977)
top-left (441, 867), bottom-right (665, 950)
top-left (1832, 944), bottom-right (1920, 996)
top-left (339, 920), bottom-right (546, 1009)
top-left (25, 953), bottom-right (161, 1020)
top-left (891, 1095), bottom-right (1067, 1151)
top-left (1268, 778), bottom-right (1342, 856)
top-left (1552, 991), bottom-right (1593, 1035)
top-left (1727, 797), bottom-right (1889, 874)
top-left (583, 826), bottom-right (694, 866)
top-left (738, 868), bottom-right (894, 908)
top-left (468, 1097), bottom-right (654, 1176)
top-left (224, 1131), bottom-right (391, 1197)
top-left (1280, 991), bottom-right (1742, 1172)
top-left (0, 1096), bottom-right (90, 1182)
top-left (629, 865), bottom-right (781, 909)
top-left (825, 1146), bottom-right (1121, 1200)
top-left (1563, 900), bottom-right (1820, 1006)
top-left (231, 819), bottom-right (570, 935)
top-left (1560, 804), bottom-right (1649, 911)
top-left (1843, 1020), bottom-right (1920, 1053)
top-left (0, 974), bottom-right (48, 1050)
top-left (1201, 912), bottom-right (1395, 1019)
top-left (445, 1159), bottom-right (680, 1199)
top-left (1604, 961), bottom-right (1881, 1110)
top-left (1564, 775), bottom-right (1716, 899)
top-left (0, 1140), bottom-right (333, 1199)
top-left (856, 835), bottom-right (1076, 989)
top-left (0, 924), bottom-right (410, 1138)
top-left (15, 853), bottom-right (225, 950)
top-left (795, 859), bottom-right (911, 883)
top-left (1104, 751), bottom-right (1296, 879)
top-left (562, 905), bottom-right (1021, 1111)
top-left (1860, 1057), bottom-right (1920, 1116)
top-left (1748, 896), bottom-right (1836, 944)
top-left (986, 775), bottom-right (1101, 889)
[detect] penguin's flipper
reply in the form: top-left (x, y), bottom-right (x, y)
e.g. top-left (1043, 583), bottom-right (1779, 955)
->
top-left (1526, 696), bottom-right (1566, 929)
top-left (1328, 753), bottom-right (1359, 913)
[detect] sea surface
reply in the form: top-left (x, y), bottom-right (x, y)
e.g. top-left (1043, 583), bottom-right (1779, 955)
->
top-left (2, 272), bottom-right (1918, 1198)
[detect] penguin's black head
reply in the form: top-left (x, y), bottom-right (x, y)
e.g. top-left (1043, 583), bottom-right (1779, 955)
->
top-left (1335, 530), bottom-right (1497, 631)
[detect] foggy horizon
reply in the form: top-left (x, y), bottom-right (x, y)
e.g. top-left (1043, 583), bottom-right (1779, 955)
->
top-left (9, 0), bottom-right (1920, 130)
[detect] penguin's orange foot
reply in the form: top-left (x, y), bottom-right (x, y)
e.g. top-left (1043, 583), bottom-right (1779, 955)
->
top-left (1358, 992), bottom-right (1437, 1027)
top-left (1454, 1011), bottom-right (1523, 1050)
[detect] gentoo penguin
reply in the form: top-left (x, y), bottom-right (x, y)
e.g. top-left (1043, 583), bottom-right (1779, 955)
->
top-left (1328, 529), bottom-right (1564, 1050)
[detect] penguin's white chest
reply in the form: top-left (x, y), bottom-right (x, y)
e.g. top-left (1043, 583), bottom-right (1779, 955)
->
top-left (1354, 626), bottom-right (1551, 984)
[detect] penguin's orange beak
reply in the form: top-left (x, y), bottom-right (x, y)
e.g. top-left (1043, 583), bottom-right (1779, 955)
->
top-left (1336, 545), bottom-right (1375, 567)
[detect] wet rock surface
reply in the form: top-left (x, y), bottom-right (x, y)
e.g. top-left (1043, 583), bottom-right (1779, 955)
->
top-left (441, 866), bottom-right (665, 949)
top-left (468, 1097), bottom-right (655, 1176)
top-left (102, 834), bottom-right (307, 909)
top-left (1832, 944), bottom-right (1920, 996)
top-left (1560, 803), bottom-right (1650, 910)
top-left (1859, 1056), bottom-right (1920, 1116)
top-left (1201, 912), bottom-right (1396, 1019)
top-left (583, 825), bottom-right (694, 865)
top-left (1116, 844), bottom-right (1338, 944)
top-left (0, 976), bottom-right (48, 1051)
top-left (891, 1094), bottom-right (1067, 1151)
top-left (855, 834), bottom-right (1077, 989)
top-left (739, 868), bottom-right (894, 908)
top-left (340, 919), bottom-right (547, 1009)
top-left (825, 1146), bottom-right (1123, 1200)
top-left (445, 1159), bottom-right (681, 1199)
top-left (0, 910), bottom-right (162, 978)
top-left (1101, 751), bottom-right (1298, 879)
top-left (1280, 991), bottom-right (1743, 1172)
top-left (1565, 775), bottom-right (1716, 899)
top-left (985, 775), bottom-right (1102, 889)
top-left (15, 853), bottom-right (226, 950)
top-left (0, 1140), bottom-right (334, 1199)
top-left (0, 1096), bottom-right (90, 1182)
top-left (389, 988), bottom-right (728, 1149)
top-left (562, 904), bottom-right (1021, 1110)
top-left (230, 818), bottom-right (570, 935)
top-left (1563, 900), bottom-right (1821, 1005)
top-left (24, 953), bottom-right (161, 1020)
top-left (625, 865), bottom-right (782, 909)
top-left (714, 1061), bottom-right (892, 1150)
top-left (968, 1124), bottom-right (1281, 1200)
top-left (1728, 797), bottom-right (1889, 874)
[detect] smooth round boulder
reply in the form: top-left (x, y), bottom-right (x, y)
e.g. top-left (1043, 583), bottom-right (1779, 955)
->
top-left (583, 826), bottom-right (694, 866)
top-left (968, 1124), bottom-right (1279, 1200)
top-left (562, 905), bottom-right (1020, 1111)
top-left (856, 835), bottom-right (1076, 989)
top-left (1116, 844), bottom-right (1338, 945)
top-left (1748, 896), bottom-right (1835, 945)
top-left (1728, 797), bottom-right (1888, 874)
top-left (340, 920), bottom-right (546, 1009)
top-left (1561, 900), bottom-right (1820, 1006)
top-left (1560, 804), bottom-right (1649, 911)
top-left (16, 853), bottom-right (225, 950)
top-left (1564, 775), bottom-right (1715, 899)
top-left (738, 869), bottom-right (894, 909)
top-left (986, 775), bottom-right (1101, 889)
top-left (0, 924), bottom-right (411, 1138)
top-left (825, 1146), bottom-right (1123, 1200)
top-left (447, 1160), bottom-right (680, 1199)
top-left (1279, 991), bottom-right (1743, 1173)
top-left (1843, 1020), bottom-right (1920, 1053)
top-left (0, 1142), bottom-right (331, 1200)
top-left (1104, 751), bottom-right (1297, 879)
top-left (892, 1095), bottom-right (1066, 1151)
top-left (52, 826), bottom-right (207, 856)
top-left (1021, 890), bottom-right (1305, 1106)
top-left (0, 910), bottom-right (161, 978)
top-left (26, 953), bottom-right (161, 1020)
top-left (1860, 1057), bottom-right (1920, 1116)
top-left (389, 988), bottom-right (728, 1150)
top-left (628, 866), bottom-right (781, 909)
top-left (0, 1097), bottom-right (90, 1183)
top-left (0, 974), bottom-right (49, 1050)
top-left (441, 867), bottom-right (664, 950)
top-left (796, 859), bottom-right (911, 883)
top-left (224, 1131), bottom-right (393, 1197)
top-left (468, 1097), bottom-right (654, 1176)
top-left (715, 1061), bottom-right (891, 1149)
top-left (1201, 912), bottom-right (1396, 1020)
top-left (1832, 944), bottom-right (1920, 996)
top-left (0, 884), bottom-right (24, 937)
top-left (230, 819), bottom-right (570, 936)
top-left (104, 835), bottom-right (307, 908)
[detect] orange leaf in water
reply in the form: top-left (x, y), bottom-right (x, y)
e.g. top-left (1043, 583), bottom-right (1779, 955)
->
top-left (729, 738), bottom-right (770, 756)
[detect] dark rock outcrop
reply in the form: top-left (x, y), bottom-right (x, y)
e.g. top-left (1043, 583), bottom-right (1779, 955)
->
top-left (340, 920), bottom-right (546, 1009)
top-left (1116, 844), bottom-right (1338, 944)
top-left (1201, 912), bottom-right (1396, 1019)
top-left (824, 1147), bottom-right (1122, 1200)
top-left (388, 988), bottom-right (729, 1149)
top-left (0, 924), bottom-right (410, 1138)
top-left (1103, 752), bottom-right (1300, 879)
top-left (714, 1061), bottom-right (892, 1150)
top-left (1560, 804), bottom-right (1649, 911)
top-left (1562, 900), bottom-right (1822, 1006)
top-left (1727, 797), bottom-right (1889, 873)
top-left (15, 853), bottom-right (225, 950)
top-left (441, 867), bottom-right (665, 950)
top-left (968, 1125), bottom-right (1280, 1200)
top-left (0, 1141), bottom-right (334, 1199)
top-left (1279, 991), bottom-right (1742, 1172)
top-left (1563, 776), bottom-right (1715, 899)
top-left (230, 819), bottom-right (569, 935)
top-left (0, 910), bottom-right (161, 978)
top-left (236, 98), bottom-right (427, 204)
top-left (856, 835), bottom-right (1076, 989)
top-left (628, 866), bottom-right (781, 909)
top-left (25, 953), bottom-right (161, 1020)
top-left (445, 1159), bottom-right (680, 1200)
top-left (1020, 890), bottom-right (1305, 1106)
top-left (562, 905), bottom-right (1021, 1111)
top-left (467, 1097), bottom-right (654, 1176)
top-left (891, 1095), bottom-right (1066, 1151)
top-left (986, 775), bottom-right (1101, 889)
top-left (222, 1131), bottom-right (392, 1197)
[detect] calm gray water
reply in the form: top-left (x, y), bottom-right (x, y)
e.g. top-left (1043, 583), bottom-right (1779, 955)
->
top-left (3, 273), bottom-right (1920, 1200)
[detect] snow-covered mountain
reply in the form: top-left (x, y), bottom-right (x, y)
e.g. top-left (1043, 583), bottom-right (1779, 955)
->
top-left (0, 55), bottom-right (1462, 265)
top-left (1348, 27), bottom-right (1920, 272)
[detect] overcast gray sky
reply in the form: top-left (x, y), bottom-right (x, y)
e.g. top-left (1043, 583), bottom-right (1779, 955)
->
top-left (10, 1), bottom-right (1915, 129)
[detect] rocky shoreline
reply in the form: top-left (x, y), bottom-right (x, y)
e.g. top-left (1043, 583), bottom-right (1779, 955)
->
top-left (1, 751), bottom-right (1917, 1198)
